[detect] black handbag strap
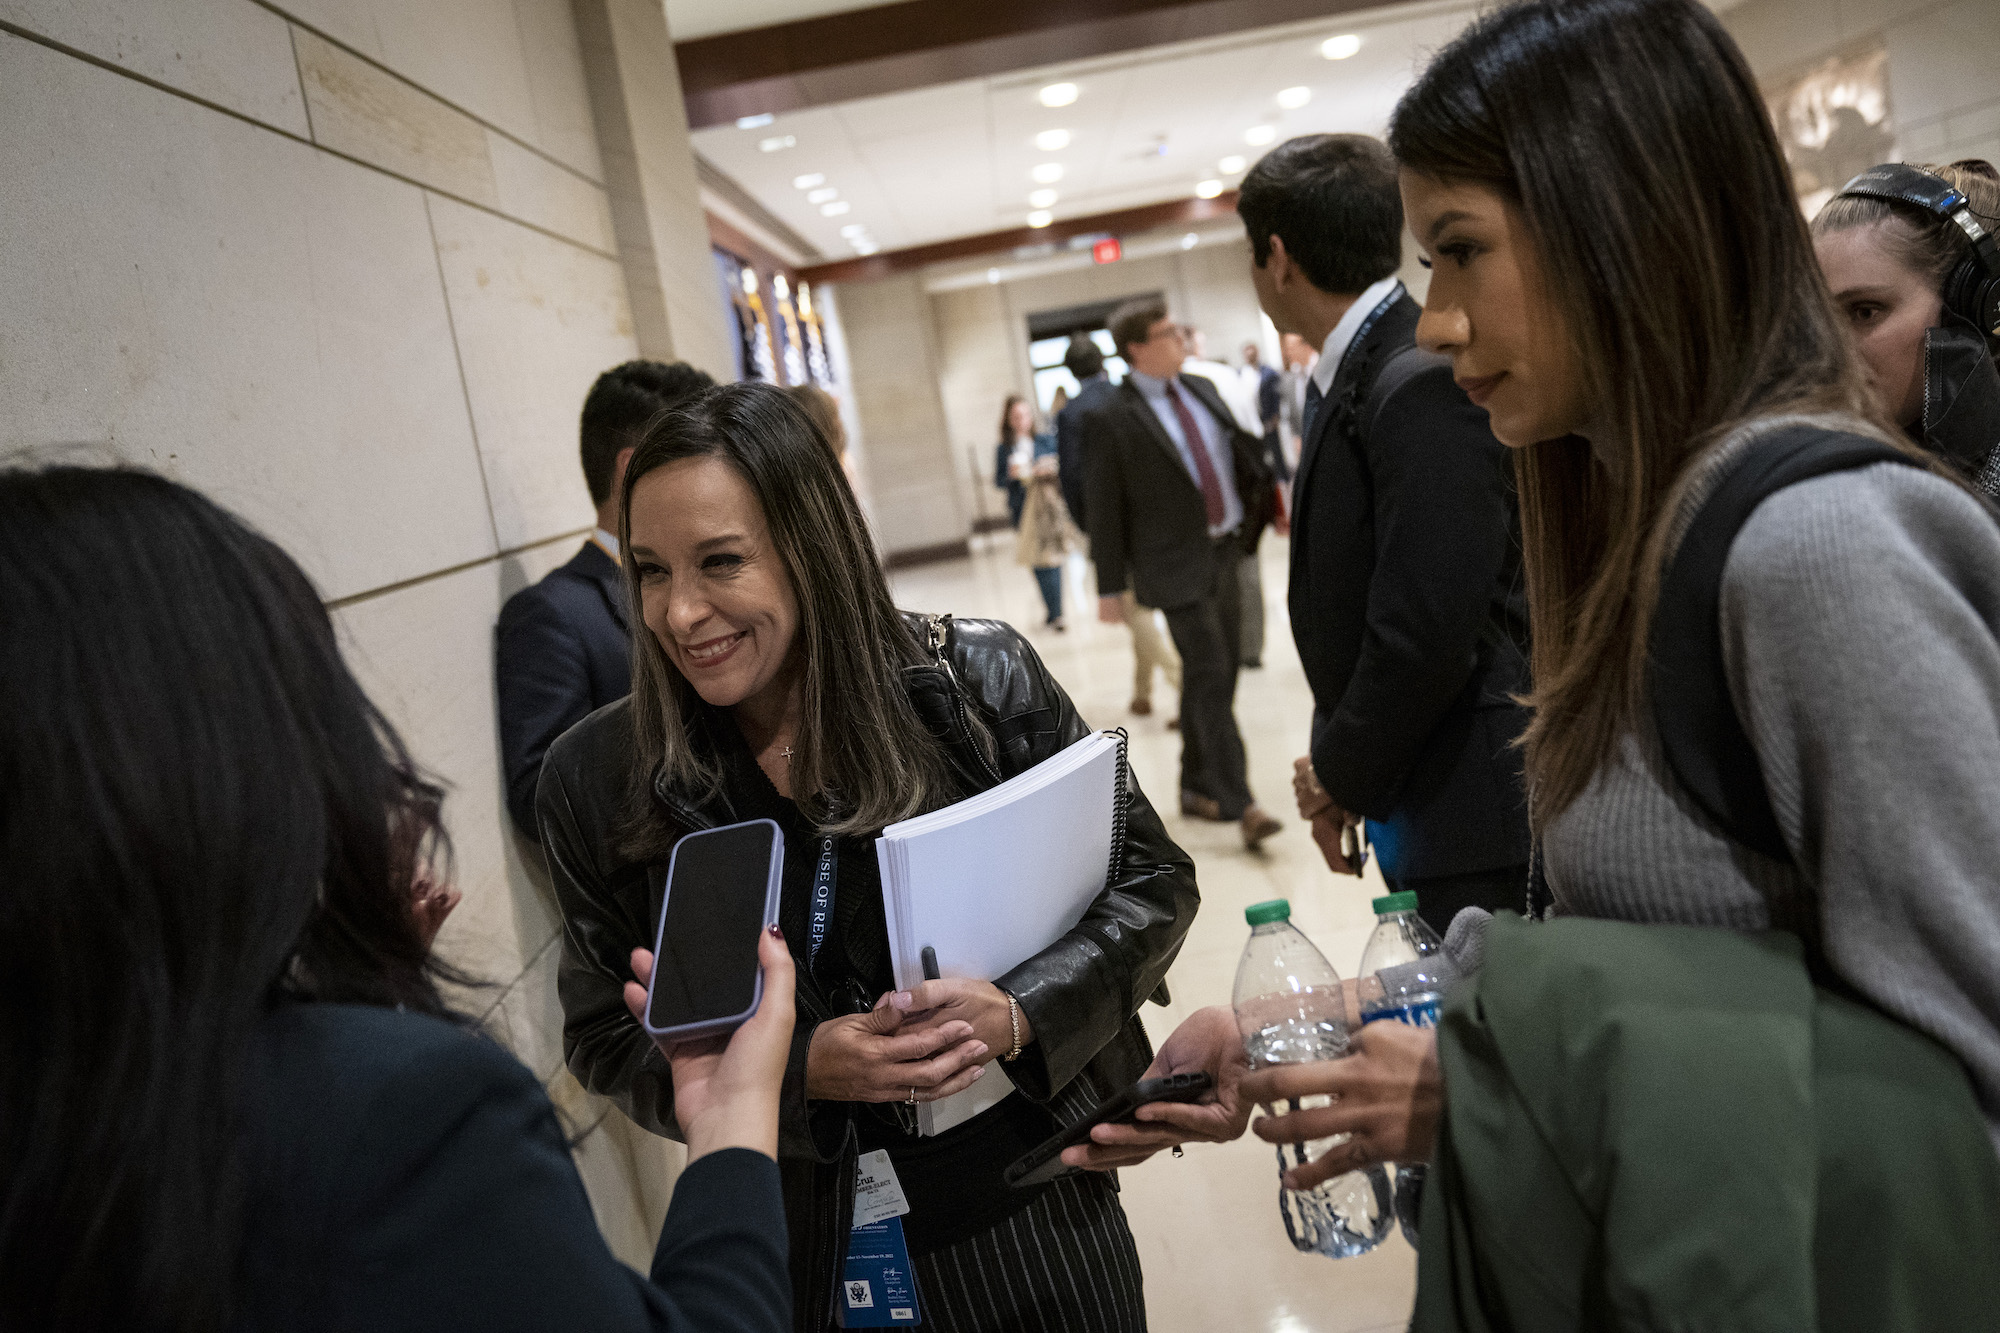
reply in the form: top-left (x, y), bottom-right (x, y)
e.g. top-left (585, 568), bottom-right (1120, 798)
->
top-left (1649, 425), bottom-right (1920, 862)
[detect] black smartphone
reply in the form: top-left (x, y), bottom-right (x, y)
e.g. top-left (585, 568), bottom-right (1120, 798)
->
top-left (1003, 1072), bottom-right (1215, 1188)
top-left (642, 819), bottom-right (784, 1041)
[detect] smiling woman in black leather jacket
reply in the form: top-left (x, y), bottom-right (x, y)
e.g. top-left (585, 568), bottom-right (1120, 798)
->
top-left (537, 382), bottom-right (1198, 1333)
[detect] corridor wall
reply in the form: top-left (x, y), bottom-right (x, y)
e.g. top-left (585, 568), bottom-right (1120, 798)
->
top-left (1725, 0), bottom-right (2000, 167)
top-left (0, 0), bottom-right (725, 1266)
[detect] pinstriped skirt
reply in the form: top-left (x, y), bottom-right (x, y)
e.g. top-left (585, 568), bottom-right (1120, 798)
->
top-left (909, 1170), bottom-right (1147, 1332)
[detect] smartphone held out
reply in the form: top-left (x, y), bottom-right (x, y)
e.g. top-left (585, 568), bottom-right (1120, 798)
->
top-left (643, 819), bottom-right (785, 1042)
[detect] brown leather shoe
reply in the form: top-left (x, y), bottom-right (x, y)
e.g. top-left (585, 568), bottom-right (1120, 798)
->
top-left (1240, 805), bottom-right (1283, 850)
top-left (1179, 790), bottom-right (1223, 821)
top-left (1130, 697), bottom-right (1152, 716)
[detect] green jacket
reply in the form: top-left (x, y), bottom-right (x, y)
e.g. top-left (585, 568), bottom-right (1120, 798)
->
top-left (1414, 914), bottom-right (2000, 1332)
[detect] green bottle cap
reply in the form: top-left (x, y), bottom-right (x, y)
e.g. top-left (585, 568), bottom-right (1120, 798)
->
top-left (1244, 899), bottom-right (1292, 926)
top-left (1372, 891), bottom-right (1420, 916)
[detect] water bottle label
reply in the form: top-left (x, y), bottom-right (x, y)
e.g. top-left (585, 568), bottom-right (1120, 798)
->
top-left (1360, 996), bottom-right (1442, 1028)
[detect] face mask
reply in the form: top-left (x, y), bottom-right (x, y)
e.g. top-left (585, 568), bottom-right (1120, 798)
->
top-left (1921, 310), bottom-right (2000, 474)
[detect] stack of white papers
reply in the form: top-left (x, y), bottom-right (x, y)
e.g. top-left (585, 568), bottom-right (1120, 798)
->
top-left (876, 731), bottom-right (1123, 1134)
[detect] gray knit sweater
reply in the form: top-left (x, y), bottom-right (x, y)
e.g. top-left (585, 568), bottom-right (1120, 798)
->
top-left (1459, 414), bottom-right (2000, 1151)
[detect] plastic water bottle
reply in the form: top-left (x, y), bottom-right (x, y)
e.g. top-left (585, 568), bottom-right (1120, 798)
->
top-left (1232, 899), bottom-right (1393, 1259)
top-left (1355, 890), bottom-right (1447, 1246)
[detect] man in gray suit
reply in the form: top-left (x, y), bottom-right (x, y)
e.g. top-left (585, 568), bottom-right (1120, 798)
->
top-left (1082, 297), bottom-right (1282, 850)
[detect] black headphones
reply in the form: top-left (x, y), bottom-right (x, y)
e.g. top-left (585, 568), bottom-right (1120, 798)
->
top-left (1836, 163), bottom-right (2000, 340)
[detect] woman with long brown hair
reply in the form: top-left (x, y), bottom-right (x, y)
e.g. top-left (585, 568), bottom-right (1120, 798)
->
top-left (1241, 0), bottom-right (2000, 1160)
top-left (539, 382), bottom-right (1194, 1332)
top-left (1072, 0), bottom-right (2000, 1237)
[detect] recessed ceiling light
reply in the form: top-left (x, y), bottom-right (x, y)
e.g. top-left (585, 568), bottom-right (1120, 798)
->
top-left (839, 223), bottom-right (868, 238)
top-left (1027, 209), bottom-right (1054, 228)
top-left (792, 172), bottom-right (826, 189)
top-left (1038, 82), bottom-right (1078, 108)
top-left (806, 187), bottom-right (839, 204)
top-left (1277, 86), bottom-right (1312, 110)
top-left (855, 242), bottom-right (880, 255)
top-left (1181, 233), bottom-right (1200, 250)
top-left (1195, 179), bottom-right (1224, 199)
top-left (1219, 155), bottom-right (1246, 174)
top-left (1029, 188), bottom-right (1058, 208)
top-left (820, 201), bottom-right (851, 216)
top-left (1034, 128), bottom-right (1071, 152)
top-left (1322, 33), bottom-right (1361, 60)
top-left (758, 135), bottom-right (796, 152)
top-left (1031, 162), bottom-right (1064, 184)
top-left (736, 113), bottom-right (775, 129)
top-left (987, 268), bottom-right (1002, 284)
top-left (1244, 125), bottom-right (1278, 146)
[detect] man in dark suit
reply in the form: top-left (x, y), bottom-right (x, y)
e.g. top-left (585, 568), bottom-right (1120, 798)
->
top-left (1082, 297), bottom-right (1282, 850)
top-left (496, 359), bottom-right (714, 840)
top-left (1054, 333), bottom-right (1115, 528)
top-left (1239, 134), bottom-right (1530, 934)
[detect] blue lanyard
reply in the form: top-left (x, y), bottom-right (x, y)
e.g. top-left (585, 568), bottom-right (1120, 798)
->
top-left (1332, 284), bottom-right (1404, 384)
top-left (808, 835), bottom-right (837, 964)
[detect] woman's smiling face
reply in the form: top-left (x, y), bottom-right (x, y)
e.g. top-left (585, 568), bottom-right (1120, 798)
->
top-left (628, 455), bottom-right (800, 713)
top-left (1401, 170), bottom-right (1594, 448)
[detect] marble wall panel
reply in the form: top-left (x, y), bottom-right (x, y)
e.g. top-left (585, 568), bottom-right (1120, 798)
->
top-left (332, 557), bottom-right (564, 1000)
top-left (551, 1071), bottom-right (659, 1268)
top-left (512, 0), bottom-right (605, 181)
top-left (488, 129), bottom-right (616, 253)
top-left (267, 0), bottom-right (385, 64)
top-left (0, 31), bottom-right (495, 601)
top-left (428, 194), bottom-right (637, 551)
top-left (294, 27), bottom-right (500, 207)
top-left (1881, 0), bottom-right (2000, 136)
top-left (0, 0), bottom-right (309, 135)
top-left (837, 274), bottom-right (966, 554)
top-left (933, 283), bottom-right (1020, 526)
top-left (491, 934), bottom-right (567, 1083)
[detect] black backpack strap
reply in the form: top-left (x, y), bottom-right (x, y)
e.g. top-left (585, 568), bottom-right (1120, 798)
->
top-left (1649, 426), bottom-right (1921, 861)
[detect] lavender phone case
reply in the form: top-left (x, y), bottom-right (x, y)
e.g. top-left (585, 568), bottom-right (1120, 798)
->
top-left (641, 818), bottom-right (785, 1041)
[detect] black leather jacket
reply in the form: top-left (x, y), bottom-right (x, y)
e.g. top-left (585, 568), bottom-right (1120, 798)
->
top-left (536, 613), bottom-right (1198, 1330)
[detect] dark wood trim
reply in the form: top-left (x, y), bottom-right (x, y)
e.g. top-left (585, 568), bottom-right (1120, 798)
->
top-left (675, 0), bottom-right (1368, 129)
top-left (706, 209), bottom-right (798, 282)
top-left (971, 515), bottom-right (1015, 535)
top-left (798, 191), bottom-right (1239, 285)
top-left (883, 538), bottom-right (972, 569)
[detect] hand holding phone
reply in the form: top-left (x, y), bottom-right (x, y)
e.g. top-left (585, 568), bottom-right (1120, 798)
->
top-left (643, 821), bottom-right (784, 1041)
top-left (1057, 1005), bottom-right (1255, 1172)
top-left (623, 929), bottom-right (795, 1163)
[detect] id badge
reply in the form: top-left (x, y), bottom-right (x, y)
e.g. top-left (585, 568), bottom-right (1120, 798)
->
top-left (838, 1150), bottom-right (921, 1327)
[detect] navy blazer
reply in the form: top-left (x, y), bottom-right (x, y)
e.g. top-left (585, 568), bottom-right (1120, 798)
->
top-left (496, 540), bottom-right (630, 840)
top-left (235, 1003), bottom-right (789, 1332)
top-left (1288, 293), bottom-right (1532, 879)
top-left (1055, 374), bottom-right (1118, 527)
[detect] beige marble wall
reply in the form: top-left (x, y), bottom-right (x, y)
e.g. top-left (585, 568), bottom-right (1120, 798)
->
top-left (1724, 0), bottom-right (2000, 166)
top-left (838, 273), bottom-right (969, 555)
top-left (0, 0), bottom-right (724, 1271)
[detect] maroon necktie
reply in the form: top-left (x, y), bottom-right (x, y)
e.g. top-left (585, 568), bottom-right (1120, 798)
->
top-left (1164, 380), bottom-right (1226, 529)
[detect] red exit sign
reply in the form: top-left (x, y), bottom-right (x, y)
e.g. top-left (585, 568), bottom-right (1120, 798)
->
top-left (1091, 237), bottom-right (1122, 264)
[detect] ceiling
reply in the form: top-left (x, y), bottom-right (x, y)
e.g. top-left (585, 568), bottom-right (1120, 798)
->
top-left (690, 0), bottom-right (1485, 264)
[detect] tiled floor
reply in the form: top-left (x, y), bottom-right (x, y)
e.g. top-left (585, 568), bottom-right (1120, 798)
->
top-left (891, 535), bottom-right (1417, 1333)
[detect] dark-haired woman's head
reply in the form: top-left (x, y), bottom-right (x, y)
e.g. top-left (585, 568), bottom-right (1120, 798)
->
top-left (1813, 160), bottom-right (2000, 428)
top-left (619, 382), bottom-right (957, 843)
top-left (1388, 0), bottom-right (1894, 824)
top-left (1000, 394), bottom-right (1034, 444)
top-left (0, 466), bottom-right (453, 1329)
